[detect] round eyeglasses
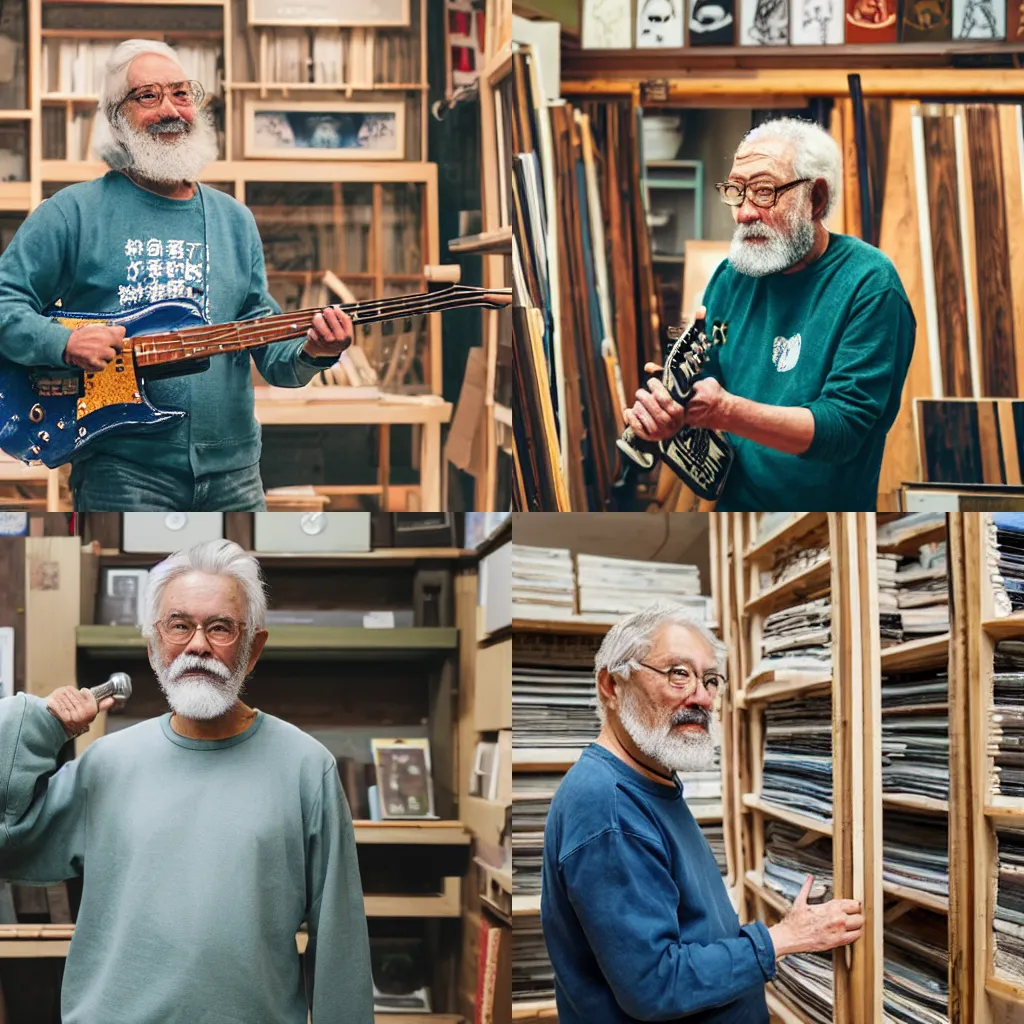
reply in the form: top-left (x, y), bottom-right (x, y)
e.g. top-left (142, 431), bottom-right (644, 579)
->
top-left (715, 178), bottom-right (811, 209)
top-left (638, 662), bottom-right (727, 696)
top-left (155, 616), bottom-right (242, 647)
top-left (116, 81), bottom-right (205, 114)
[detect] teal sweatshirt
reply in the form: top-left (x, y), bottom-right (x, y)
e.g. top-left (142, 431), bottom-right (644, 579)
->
top-left (0, 693), bottom-right (374, 1024)
top-left (702, 233), bottom-right (916, 511)
top-left (0, 171), bottom-right (336, 476)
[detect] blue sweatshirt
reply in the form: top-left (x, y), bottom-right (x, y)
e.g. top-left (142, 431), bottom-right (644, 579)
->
top-left (0, 693), bottom-right (374, 1024)
top-left (0, 171), bottom-right (337, 476)
top-left (542, 744), bottom-right (774, 1023)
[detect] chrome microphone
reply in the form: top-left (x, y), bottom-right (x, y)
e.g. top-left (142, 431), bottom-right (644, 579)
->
top-left (90, 672), bottom-right (132, 704)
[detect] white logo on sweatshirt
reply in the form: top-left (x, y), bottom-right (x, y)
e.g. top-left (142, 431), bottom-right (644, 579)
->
top-left (772, 334), bottom-right (802, 372)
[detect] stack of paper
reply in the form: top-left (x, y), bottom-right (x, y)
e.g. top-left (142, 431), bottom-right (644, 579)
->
top-left (896, 543), bottom-right (949, 637)
top-left (575, 553), bottom-right (709, 621)
top-left (878, 553), bottom-right (903, 647)
top-left (882, 670), bottom-right (949, 802)
top-left (994, 827), bottom-right (1024, 985)
top-left (511, 775), bottom-right (563, 897)
top-left (990, 514), bottom-right (1024, 616)
top-left (763, 821), bottom-right (833, 904)
top-left (679, 739), bottom-right (722, 819)
top-left (512, 916), bottom-right (556, 1005)
top-left (759, 597), bottom-right (832, 673)
top-left (701, 822), bottom-right (727, 876)
top-left (756, 513), bottom-right (799, 544)
top-left (883, 812), bottom-right (949, 899)
top-left (512, 664), bottom-right (599, 750)
top-left (759, 544), bottom-right (828, 592)
top-left (990, 640), bottom-right (1024, 798)
top-left (761, 695), bottom-right (833, 825)
top-left (511, 545), bottom-right (575, 620)
top-left (772, 952), bottom-right (834, 1024)
top-left (884, 914), bottom-right (950, 1024)
top-left (876, 513), bottom-right (944, 548)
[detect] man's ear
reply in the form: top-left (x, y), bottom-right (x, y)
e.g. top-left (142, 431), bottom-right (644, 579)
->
top-left (246, 629), bottom-right (269, 674)
top-left (597, 668), bottom-right (618, 714)
top-left (811, 178), bottom-right (829, 221)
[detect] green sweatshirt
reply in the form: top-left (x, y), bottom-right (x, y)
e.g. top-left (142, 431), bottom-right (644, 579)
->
top-left (0, 693), bottom-right (374, 1024)
top-left (0, 171), bottom-right (336, 476)
top-left (702, 232), bottom-right (916, 511)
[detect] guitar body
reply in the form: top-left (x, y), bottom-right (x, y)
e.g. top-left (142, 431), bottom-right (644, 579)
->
top-left (0, 299), bottom-right (208, 468)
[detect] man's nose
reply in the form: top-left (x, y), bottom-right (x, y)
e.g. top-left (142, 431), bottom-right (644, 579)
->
top-left (736, 200), bottom-right (763, 224)
top-left (689, 683), bottom-right (715, 710)
top-left (185, 629), bottom-right (213, 656)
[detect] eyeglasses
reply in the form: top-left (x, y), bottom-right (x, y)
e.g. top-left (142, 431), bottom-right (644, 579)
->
top-left (155, 615), bottom-right (243, 647)
top-left (116, 81), bottom-right (205, 114)
top-left (638, 662), bottom-right (726, 695)
top-left (715, 178), bottom-right (812, 209)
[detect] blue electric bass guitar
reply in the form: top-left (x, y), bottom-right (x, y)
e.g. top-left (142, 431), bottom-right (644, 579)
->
top-left (0, 284), bottom-right (510, 467)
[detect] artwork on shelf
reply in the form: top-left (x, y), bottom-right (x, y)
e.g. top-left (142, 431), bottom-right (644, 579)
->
top-left (689, 0), bottom-right (736, 44)
top-left (1010, 0), bottom-right (1024, 38)
top-left (581, 0), bottom-right (633, 47)
top-left (243, 100), bottom-right (405, 160)
top-left (844, 0), bottom-right (898, 40)
top-left (790, 0), bottom-right (845, 41)
top-left (636, 0), bottom-right (686, 46)
top-left (446, 0), bottom-right (486, 93)
top-left (97, 569), bottom-right (150, 628)
top-left (952, 0), bottom-right (1006, 36)
top-left (901, 0), bottom-right (952, 40)
top-left (0, 511), bottom-right (27, 536)
top-left (370, 738), bottom-right (437, 819)
top-left (247, 0), bottom-right (410, 27)
top-left (740, 0), bottom-right (790, 44)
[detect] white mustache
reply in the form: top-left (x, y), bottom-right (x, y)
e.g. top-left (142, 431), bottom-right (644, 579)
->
top-left (166, 654), bottom-right (232, 684)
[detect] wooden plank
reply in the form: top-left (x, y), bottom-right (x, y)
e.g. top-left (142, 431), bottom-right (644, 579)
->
top-left (998, 401), bottom-right (1024, 485)
top-left (918, 399), bottom-right (984, 482)
top-left (977, 399), bottom-right (1005, 484)
top-left (923, 108), bottom-right (972, 397)
top-left (954, 106), bottom-right (983, 397)
top-left (966, 105), bottom-right (1017, 397)
top-left (996, 104), bottom-right (1024, 397)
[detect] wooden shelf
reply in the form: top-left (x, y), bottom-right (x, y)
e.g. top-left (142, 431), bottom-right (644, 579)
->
top-left (95, 548), bottom-right (470, 566)
top-left (461, 795), bottom-right (509, 847)
top-left (882, 880), bottom-right (949, 914)
top-left (985, 974), bottom-right (1024, 1004)
top-left (983, 614), bottom-right (1024, 641)
top-left (881, 793), bottom-right (949, 815)
top-left (512, 748), bottom-right (583, 772)
top-left (255, 390), bottom-right (453, 426)
top-left (76, 624), bottom-right (458, 658)
top-left (743, 556), bottom-right (831, 616)
top-left (743, 513), bottom-right (828, 564)
top-left (738, 667), bottom-right (832, 706)
top-left (743, 870), bottom-right (790, 917)
top-left (512, 893), bottom-right (542, 916)
top-left (225, 81), bottom-right (426, 91)
top-left (353, 821), bottom-right (470, 845)
top-left (365, 877), bottom-right (461, 918)
top-left (741, 793), bottom-right (833, 837)
top-left (512, 617), bottom-right (613, 635)
top-left (765, 987), bottom-right (812, 1024)
top-left (984, 796), bottom-right (1024, 820)
top-left (448, 226), bottom-right (512, 255)
top-left (877, 521), bottom-right (947, 556)
top-left (511, 999), bottom-right (558, 1022)
top-left (880, 633), bottom-right (950, 673)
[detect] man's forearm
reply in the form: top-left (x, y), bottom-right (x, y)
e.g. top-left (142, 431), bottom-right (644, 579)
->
top-left (721, 394), bottom-right (815, 454)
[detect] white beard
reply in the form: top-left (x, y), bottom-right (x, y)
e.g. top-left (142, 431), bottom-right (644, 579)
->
top-left (728, 204), bottom-right (815, 278)
top-left (617, 682), bottom-right (721, 774)
top-left (112, 107), bottom-right (219, 184)
top-left (154, 639), bottom-right (251, 721)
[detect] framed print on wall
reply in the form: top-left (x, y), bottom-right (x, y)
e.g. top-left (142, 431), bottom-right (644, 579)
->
top-left (243, 99), bottom-right (406, 160)
top-left (247, 0), bottom-right (410, 27)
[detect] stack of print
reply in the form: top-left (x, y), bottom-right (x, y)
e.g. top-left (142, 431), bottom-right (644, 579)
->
top-left (576, 553), bottom-right (709, 621)
top-left (884, 914), bottom-right (950, 1024)
top-left (511, 545), bottom-right (576, 620)
top-left (759, 598), bottom-right (832, 673)
top-left (761, 695), bottom-right (833, 825)
top-left (773, 952), bottom-right (834, 1024)
top-left (994, 827), bottom-right (1024, 985)
top-left (882, 670), bottom-right (950, 803)
top-left (883, 812), bottom-right (949, 901)
top-left (895, 543), bottom-right (949, 638)
top-left (990, 640), bottom-right (1024, 798)
top-left (990, 514), bottom-right (1024, 616)
top-left (763, 820), bottom-right (834, 904)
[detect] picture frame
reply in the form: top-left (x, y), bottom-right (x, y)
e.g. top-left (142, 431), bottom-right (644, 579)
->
top-left (97, 569), bottom-right (150, 628)
top-left (247, 0), bottom-right (410, 27)
top-left (244, 99), bottom-right (406, 160)
top-left (370, 738), bottom-right (437, 819)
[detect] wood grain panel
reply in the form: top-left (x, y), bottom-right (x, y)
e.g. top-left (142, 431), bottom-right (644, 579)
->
top-left (923, 109), bottom-right (972, 397)
top-left (997, 400), bottom-right (1023, 484)
top-left (997, 103), bottom-right (1024, 396)
top-left (918, 400), bottom-right (983, 481)
top-left (976, 399), bottom-right (1005, 483)
top-left (966, 104), bottom-right (1017, 397)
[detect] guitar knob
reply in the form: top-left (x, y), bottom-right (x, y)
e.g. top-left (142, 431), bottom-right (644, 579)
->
top-left (37, 431), bottom-right (49, 443)
top-left (29, 404), bottom-right (44, 423)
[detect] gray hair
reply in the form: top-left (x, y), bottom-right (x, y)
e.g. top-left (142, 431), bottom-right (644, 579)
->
top-left (740, 117), bottom-right (842, 220)
top-left (92, 39), bottom-right (188, 168)
top-left (593, 601), bottom-right (725, 724)
top-left (142, 539), bottom-right (267, 638)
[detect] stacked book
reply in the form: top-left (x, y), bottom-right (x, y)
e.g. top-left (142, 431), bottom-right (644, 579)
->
top-left (878, 553), bottom-right (903, 647)
top-left (763, 821), bottom-right (833, 904)
top-left (772, 951), bottom-right (833, 1024)
top-left (990, 513), bottom-right (1024, 616)
top-left (679, 740), bottom-right (722, 820)
top-left (995, 827), bottom-right (1024, 985)
top-left (512, 916), bottom-right (556, 1006)
top-left (512, 663), bottom-right (599, 750)
top-left (895, 543), bottom-right (949, 638)
top-left (759, 597), bottom-right (832, 673)
top-left (759, 543), bottom-right (828, 593)
top-left (511, 545), bottom-right (575, 620)
top-left (701, 822), bottom-right (727, 876)
top-left (761, 695), bottom-right (833, 825)
top-left (883, 812), bottom-right (949, 901)
top-left (990, 640), bottom-right (1024, 798)
top-left (882, 671), bottom-right (949, 803)
top-left (511, 775), bottom-right (563, 897)
top-left (876, 513), bottom-right (944, 549)
top-left (884, 915), bottom-right (950, 1024)
top-left (575, 553), bottom-right (709, 621)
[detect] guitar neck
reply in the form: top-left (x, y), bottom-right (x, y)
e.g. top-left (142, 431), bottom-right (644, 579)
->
top-left (133, 286), bottom-right (510, 369)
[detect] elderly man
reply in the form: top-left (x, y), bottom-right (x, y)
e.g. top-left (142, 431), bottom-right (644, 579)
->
top-left (0, 539), bottom-right (373, 1024)
top-left (0, 39), bottom-right (352, 511)
top-left (625, 117), bottom-right (916, 512)
top-left (542, 603), bottom-right (863, 1022)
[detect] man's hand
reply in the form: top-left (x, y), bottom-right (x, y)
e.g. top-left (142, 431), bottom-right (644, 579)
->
top-left (767, 875), bottom-right (864, 959)
top-left (45, 686), bottom-right (116, 739)
top-left (303, 305), bottom-right (354, 360)
top-left (63, 324), bottom-right (127, 371)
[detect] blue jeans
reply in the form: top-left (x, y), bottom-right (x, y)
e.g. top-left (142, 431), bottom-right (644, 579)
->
top-left (70, 456), bottom-right (267, 511)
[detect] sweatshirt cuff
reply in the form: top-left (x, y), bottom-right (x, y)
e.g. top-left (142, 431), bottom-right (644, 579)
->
top-left (24, 693), bottom-right (73, 748)
top-left (799, 401), bottom-right (851, 463)
top-left (741, 921), bottom-right (777, 980)
top-left (36, 320), bottom-right (74, 369)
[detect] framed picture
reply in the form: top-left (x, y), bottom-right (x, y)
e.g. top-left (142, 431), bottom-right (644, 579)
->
top-left (370, 738), bottom-right (437, 819)
top-left (97, 569), bottom-right (150, 627)
top-left (244, 100), bottom-right (405, 160)
top-left (247, 0), bottom-right (410, 27)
